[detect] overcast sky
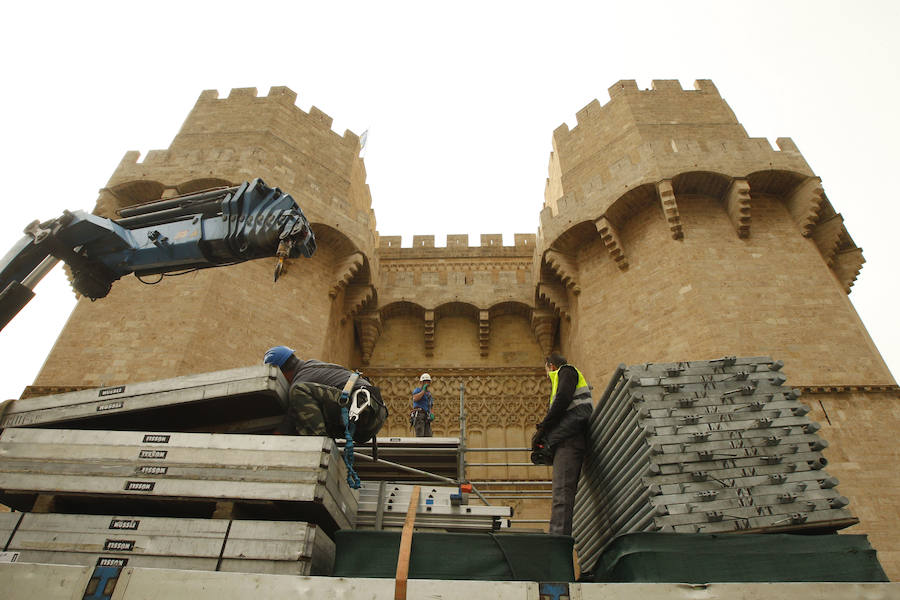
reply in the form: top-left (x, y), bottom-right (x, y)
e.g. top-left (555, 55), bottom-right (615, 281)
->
top-left (1, 1), bottom-right (897, 400)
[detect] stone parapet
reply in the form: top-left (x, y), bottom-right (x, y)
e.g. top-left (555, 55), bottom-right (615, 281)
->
top-left (539, 80), bottom-right (815, 252)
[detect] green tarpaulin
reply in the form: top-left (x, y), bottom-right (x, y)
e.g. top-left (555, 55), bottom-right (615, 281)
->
top-left (589, 532), bottom-right (888, 583)
top-left (333, 530), bottom-right (575, 581)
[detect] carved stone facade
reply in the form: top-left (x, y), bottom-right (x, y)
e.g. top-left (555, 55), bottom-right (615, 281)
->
top-left (20, 81), bottom-right (900, 576)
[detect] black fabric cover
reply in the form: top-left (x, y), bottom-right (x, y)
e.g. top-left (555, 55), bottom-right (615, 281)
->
top-left (333, 530), bottom-right (575, 581)
top-left (590, 532), bottom-right (888, 583)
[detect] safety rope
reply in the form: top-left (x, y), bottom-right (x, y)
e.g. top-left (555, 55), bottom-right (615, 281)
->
top-left (341, 405), bottom-right (361, 489)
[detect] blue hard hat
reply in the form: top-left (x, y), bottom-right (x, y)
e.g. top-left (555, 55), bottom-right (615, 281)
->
top-left (263, 346), bottom-right (295, 367)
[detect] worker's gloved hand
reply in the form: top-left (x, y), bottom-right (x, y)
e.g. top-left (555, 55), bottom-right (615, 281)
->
top-left (423, 383), bottom-right (429, 391)
top-left (530, 426), bottom-right (544, 450)
top-left (428, 412), bottom-right (435, 422)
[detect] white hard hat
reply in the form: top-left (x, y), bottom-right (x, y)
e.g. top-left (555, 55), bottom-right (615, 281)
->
top-left (420, 373), bottom-right (432, 382)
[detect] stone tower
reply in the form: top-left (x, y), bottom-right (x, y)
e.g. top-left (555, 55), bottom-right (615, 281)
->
top-left (23, 81), bottom-right (900, 576)
top-left (33, 87), bottom-right (378, 386)
top-left (537, 79), bottom-right (898, 574)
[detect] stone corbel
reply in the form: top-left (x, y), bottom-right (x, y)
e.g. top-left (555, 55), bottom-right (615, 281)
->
top-left (831, 247), bottom-right (865, 294)
top-left (354, 312), bottom-right (382, 365)
top-left (811, 214), bottom-right (845, 266)
top-left (544, 250), bottom-right (581, 294)
top-left (330, 252), bottom-right (365, 298)
top-left (479, 310), bottom-right (490, 357)
top-left (531, 310), bottom-right (558, 357)
top-left (786, 177), bottom-right (824, 237)
top-left (724, 179), bottom-right (751, 238)
top-left (656, 180), bottom-right (684, 240)
top-left (537, 281), bottom-right (570, 321)
top-left (424, 310), bottom-right (435, 357)
top-left (594, 217), bottom-right (628, 270)
top-left (341, 283), bottom-right (374, 323)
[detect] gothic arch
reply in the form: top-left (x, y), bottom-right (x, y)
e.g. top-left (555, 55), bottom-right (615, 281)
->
top-left (108, 179), bottom-right (167, 210)
top-left (434, 301), bottom-right (480, 321)
top-left (488, 301), bottom-right (532, 320)
top-left (745, 169), bottom-right (808, 197)
top-left (379, 301), bottom-right (426, 321)
top-left (671, 170), bottom-right (733, 198)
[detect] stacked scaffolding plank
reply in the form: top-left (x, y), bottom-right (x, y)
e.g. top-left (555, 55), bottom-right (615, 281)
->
top-left (573, 356), bottom-right (856, 574)
top-left (0, 428), bottom-right (357, 534)
top-left (0, 364), bottom-right (519, 578)
top-left (0, 366), bottom-right (357, 576)
top-left (0, 365), bottom-right (290, 434)
top-left (356, 482), bottom-right (512, 531)
top-left (0, 512), bottom-right (334, 575)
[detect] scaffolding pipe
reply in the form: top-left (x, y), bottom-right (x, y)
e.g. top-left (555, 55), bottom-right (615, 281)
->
top-left (469, 484), bottom-right (491, 506)
top-left (511, 519), bottom-right (551, 524)
top-left (478, 490), bottom-right (552, 495)
top-left (468, 462), bottom-right (545, 467)
top-left (471, 480), bottom-right (552, 485)
top-left (479, 495), bottom-right (552, 500)
top-left (350, 452), bottom-right (458, 485)
top-left (458, 382), bottom-right (466, 483)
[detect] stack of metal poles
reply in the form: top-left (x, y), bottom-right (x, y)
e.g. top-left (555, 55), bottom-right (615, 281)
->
top-left (573, 356), bottom-right (856, 574)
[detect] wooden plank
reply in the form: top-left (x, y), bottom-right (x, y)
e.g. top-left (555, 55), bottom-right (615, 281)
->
top-left (394, 485), bottom-right (420, 600)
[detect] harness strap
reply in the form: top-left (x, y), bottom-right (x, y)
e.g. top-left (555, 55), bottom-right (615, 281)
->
top-left (341, 405), bottom-right (361, 489)
top-left (340, 370), bottom-right (363, 489)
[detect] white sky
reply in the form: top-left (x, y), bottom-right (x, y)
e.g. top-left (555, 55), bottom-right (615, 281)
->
top-left (1, 1), bottom-right (897, 400)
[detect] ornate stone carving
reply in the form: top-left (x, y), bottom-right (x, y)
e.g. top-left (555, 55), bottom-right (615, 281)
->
top-left (656, 179), bottom-right (684, 240)
top-left (786, 177), bottom-right (824, 237)
top-left (723, 179), bottom-right (751, 238)
top-left (354, 312), bottom-right (382, 365)
top-left (544, 250), bottom-right (581, 294)
top-left (330, 252), bottom-right (364, 298)
top-left (363, 367), bottom-right (549, 437)
top-left (594, 217), bottom-right (628, 269)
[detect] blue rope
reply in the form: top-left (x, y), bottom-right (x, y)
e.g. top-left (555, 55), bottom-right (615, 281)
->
top-left (341, 405), bottom-right (361, 489)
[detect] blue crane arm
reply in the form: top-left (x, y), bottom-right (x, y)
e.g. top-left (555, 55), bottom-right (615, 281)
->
top-left (0, 178), bottom-right (316, 331)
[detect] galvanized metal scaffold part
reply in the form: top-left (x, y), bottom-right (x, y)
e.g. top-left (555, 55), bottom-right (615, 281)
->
top-left (572, 356), bottom-right (857, 575)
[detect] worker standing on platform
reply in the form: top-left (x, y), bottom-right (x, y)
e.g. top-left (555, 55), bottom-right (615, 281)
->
top-left (411, 373), bottom-right (435, 437)
top-left (536, 353), bottom-right (593, 535)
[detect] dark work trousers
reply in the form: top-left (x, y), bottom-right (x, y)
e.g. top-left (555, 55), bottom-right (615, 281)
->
top-left (412, 409), bottom-right (433, 437)
top-left (550, 433), bottom-right (586, 535)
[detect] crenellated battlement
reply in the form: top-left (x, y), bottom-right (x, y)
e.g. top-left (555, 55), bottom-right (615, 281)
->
top-left (540, 79), bottom-right (817, 251)
top-left (192, 86), bottom-right (360, 146)
top-left (553, 80), bottom-right (726, 142)
top-left (96, 85), bottom-right (376, 261)
top-left (377, 233), bottom-right (536, 251)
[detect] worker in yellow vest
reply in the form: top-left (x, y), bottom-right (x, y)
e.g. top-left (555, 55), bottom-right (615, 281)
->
top-left (536, 353), bottom-right (593, 535)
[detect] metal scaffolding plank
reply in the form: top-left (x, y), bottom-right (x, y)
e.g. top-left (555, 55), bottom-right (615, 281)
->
top-left (1, 365), bottom-right (289, 433)
top-left (0, 428), bottom-right (357, 533)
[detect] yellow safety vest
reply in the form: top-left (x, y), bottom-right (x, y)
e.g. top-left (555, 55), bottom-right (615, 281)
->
top-left (548, 365), bottom-right (593, 410)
